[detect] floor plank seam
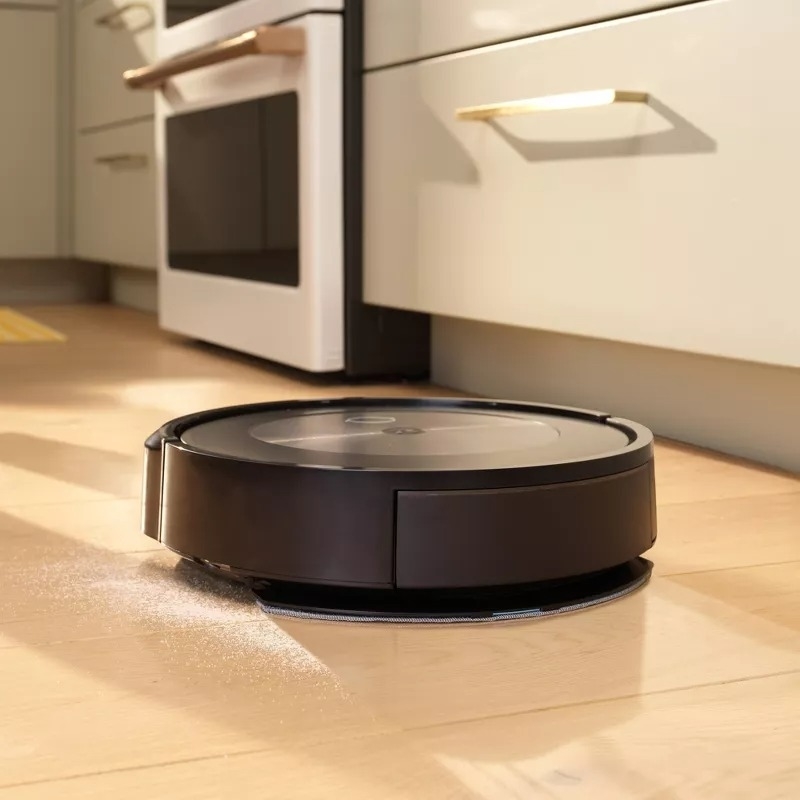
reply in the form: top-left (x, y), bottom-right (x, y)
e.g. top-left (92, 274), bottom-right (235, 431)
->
top-left (658, 558), bottom-right (800, 578)
top-left (0, 726), bottom-right (393, 792)
top-left (654, 488), bottom-right (800, 509)
top-left (396, 667), bottom-right (800, 736)
top-left (0, 616), bottom-right (285, 651)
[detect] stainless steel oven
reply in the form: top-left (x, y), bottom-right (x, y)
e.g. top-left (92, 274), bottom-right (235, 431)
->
top-left (124, 0), bottom-right (428, 376)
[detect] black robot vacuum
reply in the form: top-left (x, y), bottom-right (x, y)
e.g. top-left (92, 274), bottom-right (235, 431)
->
top-left (142, 397), bottom-right (656, 622)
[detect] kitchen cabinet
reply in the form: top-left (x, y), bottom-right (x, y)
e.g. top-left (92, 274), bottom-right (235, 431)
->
top-left (73, 0), bottom-right (159, 270)
top-left (75, 119), bottom-right (157, 269)
top-left (364, 0), bottom-right (696, 69)
top-left (75, 0), bottom-right (157, 131)
top-left (363, 0), bottom-right (800, 368)
top-left (0, 10), bottom-right (57, 258)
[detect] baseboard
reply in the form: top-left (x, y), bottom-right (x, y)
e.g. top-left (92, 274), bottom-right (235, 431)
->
top-left (109, 266), bottom-right (158, 314)
top-left (0, 259), bottom-right (108, 305)
top-left (432, 316), bottom-right (800, 474)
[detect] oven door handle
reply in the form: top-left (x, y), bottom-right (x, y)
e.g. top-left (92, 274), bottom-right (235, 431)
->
top-left (123, 25), bottom-right (305, 90)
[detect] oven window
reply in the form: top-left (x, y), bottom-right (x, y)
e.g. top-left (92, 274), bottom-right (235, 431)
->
top-left (166, 93), bottom-right (300, 287)
top-left (165, 0), bottom-right (239, 28)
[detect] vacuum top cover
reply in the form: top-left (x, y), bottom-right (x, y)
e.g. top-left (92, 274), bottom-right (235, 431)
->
top-left (179, 400), bottom-right (638, 471)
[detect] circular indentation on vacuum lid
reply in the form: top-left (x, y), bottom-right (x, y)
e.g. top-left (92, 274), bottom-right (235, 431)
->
top-left (250, 407), bottom-right (561, 457)
top-left (180, 401), bottom-right (632, 471)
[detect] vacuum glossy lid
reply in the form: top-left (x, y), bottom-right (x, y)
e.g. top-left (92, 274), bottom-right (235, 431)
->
top-left (178, 400), bottom-right (639, 471)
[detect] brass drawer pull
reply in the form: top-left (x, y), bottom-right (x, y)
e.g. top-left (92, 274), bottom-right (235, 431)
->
top-left (123, 25), bottom-right (305, 90)
top-left (94, 154), bottom-right (149, 167)
top-left (456, 89), bottom-right (649, 121)
top-left (95, 2), bottom-right (153, 31)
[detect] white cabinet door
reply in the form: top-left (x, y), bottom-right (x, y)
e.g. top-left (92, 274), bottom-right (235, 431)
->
top-left (0, 10), bottom-right (56, 258)
top-left (364, 0), bottom-right (800, 368)
top-left (75, 120), bottom-right (157, 269)
top-left (364, 0), bottom-right (695, 69)
top-left (75, 0), bottom-right (157, 130)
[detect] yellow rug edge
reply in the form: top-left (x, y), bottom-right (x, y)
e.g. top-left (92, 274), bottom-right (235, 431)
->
top-left (0, 307), bottom-right (67, 343)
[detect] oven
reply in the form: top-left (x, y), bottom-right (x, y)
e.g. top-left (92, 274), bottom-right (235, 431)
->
top-left (123, 0), bottom-right (429, 377)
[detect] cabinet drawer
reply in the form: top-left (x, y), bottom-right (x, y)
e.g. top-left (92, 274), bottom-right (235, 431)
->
top-left (364, 0), bottom-right (693, 69)
top-left (364, 0), bottom-right (800, 368)
top-left (75, 0), bottom-right (156, 130)
top-left (75, 120), bottom-right (157, 269)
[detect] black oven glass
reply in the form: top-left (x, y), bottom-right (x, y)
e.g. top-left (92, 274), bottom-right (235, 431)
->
top-left (165, 0), bottom-right (239, 27)
top-left (166, 93), bottom-right (300, 287)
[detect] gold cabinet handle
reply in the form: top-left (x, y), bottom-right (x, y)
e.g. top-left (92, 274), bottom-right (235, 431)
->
top-left (123, 25), bottom-right (305, 90)
top-left (95, 2), bottom-right (152, 30)
top-left (94, 154), bottom-right (149, 167)
top-left (456, 89), bottom-right (649, 121)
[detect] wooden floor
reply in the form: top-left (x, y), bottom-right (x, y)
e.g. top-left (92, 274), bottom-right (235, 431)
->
top-left (1, 305), bottom-right (798, 799)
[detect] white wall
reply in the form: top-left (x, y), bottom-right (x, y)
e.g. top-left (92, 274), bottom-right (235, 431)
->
top-left (0, 1), bottom-right (108, 304)
top-left (433, 317), bottom-right (800, 473)
top-left (0, 6), bottom-right (57, 257)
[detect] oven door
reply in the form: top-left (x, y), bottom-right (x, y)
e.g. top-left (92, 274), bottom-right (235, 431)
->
top-left (148, 7), bottom-right (344, 372)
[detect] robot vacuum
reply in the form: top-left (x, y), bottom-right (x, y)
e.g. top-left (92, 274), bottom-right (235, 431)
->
top-left (142, 397), bottom-right (657, 622)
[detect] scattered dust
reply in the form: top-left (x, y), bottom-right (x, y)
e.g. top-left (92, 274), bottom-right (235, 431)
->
top-left (94, 559), bottom-right (332, 678)
top-left (21, 549), bottom-right (333, 679)
top-left (95, 561), bottom-right (262, 626)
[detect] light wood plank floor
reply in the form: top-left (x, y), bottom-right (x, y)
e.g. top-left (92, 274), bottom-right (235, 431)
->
top-left (1, 305), bottom-right (798, 799)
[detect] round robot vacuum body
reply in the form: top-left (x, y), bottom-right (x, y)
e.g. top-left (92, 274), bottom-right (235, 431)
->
top-left (143, 398), bottom-right (657, 622)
